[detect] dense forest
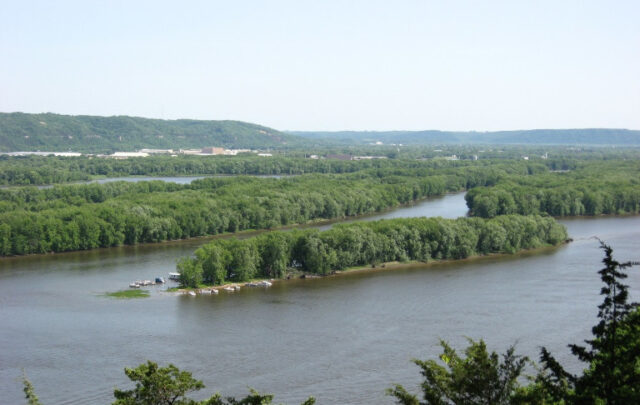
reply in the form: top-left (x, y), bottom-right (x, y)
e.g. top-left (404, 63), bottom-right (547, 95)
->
top-left (176, 215), bottom-right (568, 287)
top-left (0, 161), bottom-right (532, 255)
top-left (0, 155), bottom-right (639, 256)
top-left (1, 146), bottom-right (638, 186)
top-left (0, 112), bottom-right (305, 153)
top-left (0, 154), bottom-right (486, 186)
top-left (465, 160), bottom-right (640, 217)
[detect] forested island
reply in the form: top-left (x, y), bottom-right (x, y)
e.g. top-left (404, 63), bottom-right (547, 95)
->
top-left (0, 159), bottom-right (535, 255)
top-left (176, 215), bottom-right (568, 287)
top-left (465, 160), bottom-right (640, 217)
top-left (0, 154), bottom-right (638, 256)
top-left (21, 245), bottom-right (640, 404)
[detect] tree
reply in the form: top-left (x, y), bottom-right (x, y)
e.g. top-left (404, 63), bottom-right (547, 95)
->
top-left (537, 241), bottom-right (640, 404)
top-left (177, 257), bottom-right (203, 288)
top-left (196, 244), bottom-right (228, 285)
top-left (387, 339), bottom-right (528, 405)
top-left (113, 361), bottom-right (205, 405)
top-left (112, 361), bottom-right (315, 405)
top-left (22, 361), bottom-right (315, 405)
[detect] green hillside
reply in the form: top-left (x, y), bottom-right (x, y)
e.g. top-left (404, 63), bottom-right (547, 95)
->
top-left (0, 112), bottom-right (303, 152)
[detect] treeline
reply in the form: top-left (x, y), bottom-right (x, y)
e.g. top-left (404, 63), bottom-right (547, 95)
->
top-left (177, 215), bottom-right (568, 287)
top-left (2, 157), bottom-right (638, 256)
top-left (0, 163), bottom-right (534, 255)
top-left (0, 149), bottom-right (617, 187)
top-left (0, 154), bottom-right (482, 186)
top-left (465, 160), bottom-right (640, 217)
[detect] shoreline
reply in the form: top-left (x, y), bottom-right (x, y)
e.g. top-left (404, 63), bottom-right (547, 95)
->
top-left (171, 241), bottom-right (570, 295)
top-left (0, 191), bottom-right (467, 261)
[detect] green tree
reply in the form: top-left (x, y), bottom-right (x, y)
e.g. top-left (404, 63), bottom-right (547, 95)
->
top-left (196, 244), bottom-right (228, 285)
top-left (113, 361), bottom-right (204, 405)
top-left (258, 232), bottom-right (291, 279)
top-left (387, 339), bottom-right (528, 405)
top-left (177, 257), bottom-right (203, 288)
top-left (537, 241), bottom-right (640, 404)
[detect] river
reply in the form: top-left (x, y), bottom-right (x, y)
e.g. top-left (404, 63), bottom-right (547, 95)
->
top-left (1, 191), bottom-right (639, 404)
top-left (33, 174), bottom-right (288, 189)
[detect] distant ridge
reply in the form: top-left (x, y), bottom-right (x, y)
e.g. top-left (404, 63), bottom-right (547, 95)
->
top-left (0, 112), bottom-right (303, 152)
top-left (291, 128), bottom-right (640, 146)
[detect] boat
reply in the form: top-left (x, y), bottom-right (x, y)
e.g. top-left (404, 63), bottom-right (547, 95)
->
top-left (223, 286), bottom-right (235, 292)
top-left (187, 291), bottom-right (196, 296)
top-left (168, 272), bottom-right (180, 281)
top-left (129, 282), bottom-right (140, 288)
top-left (155, 277), bottom-right (165, 284)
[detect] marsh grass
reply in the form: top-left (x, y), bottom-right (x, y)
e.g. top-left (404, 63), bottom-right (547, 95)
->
top-left (104, 289), bottom-right (150, 299)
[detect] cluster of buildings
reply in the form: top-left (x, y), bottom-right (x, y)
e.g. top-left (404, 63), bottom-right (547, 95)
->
top-left (100, 147), bottom-right (258, 159)
top-left (2, 147), bottom-right (268, 159)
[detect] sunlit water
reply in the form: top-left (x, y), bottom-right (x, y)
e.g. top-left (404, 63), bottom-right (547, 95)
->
top-left (1, 192), bottom-right (639, 404)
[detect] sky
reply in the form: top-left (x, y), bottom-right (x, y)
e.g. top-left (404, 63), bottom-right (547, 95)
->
top-left (1, 0), bottom-right (639, 131)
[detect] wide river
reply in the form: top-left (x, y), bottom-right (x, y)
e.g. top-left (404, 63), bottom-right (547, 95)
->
top-left (1, 191), bottom-right (639, 404)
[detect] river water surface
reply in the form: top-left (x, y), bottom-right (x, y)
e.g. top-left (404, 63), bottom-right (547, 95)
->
top-left (1, 191), bottom-right (639, 404)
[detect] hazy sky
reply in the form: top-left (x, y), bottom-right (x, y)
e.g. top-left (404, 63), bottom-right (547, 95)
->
top-left (1, 1), bottom-right (639, 131)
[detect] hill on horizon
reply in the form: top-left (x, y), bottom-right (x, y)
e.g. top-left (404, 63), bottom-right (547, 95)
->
top-left (291, 128), bottom-right (640, 146)
top-left (0, 112), bottom-right (304, 153)
top-left (3, 113), bottom-right (640, 153)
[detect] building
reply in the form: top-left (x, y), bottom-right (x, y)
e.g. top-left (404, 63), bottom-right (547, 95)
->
top-left (180, 149), bottom-right (203, 155)
top-left (201, 147), bottom-right (225, 155)
top-left (107, 152), bottom-right (150, 159)
top-left (139, 149), bottom-right (174, 154)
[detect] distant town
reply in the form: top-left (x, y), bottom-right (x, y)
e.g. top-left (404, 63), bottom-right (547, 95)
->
top-left (0, 147), bottom-right (398, 161)
top-left (0, 147), bottom-right (268, 158)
